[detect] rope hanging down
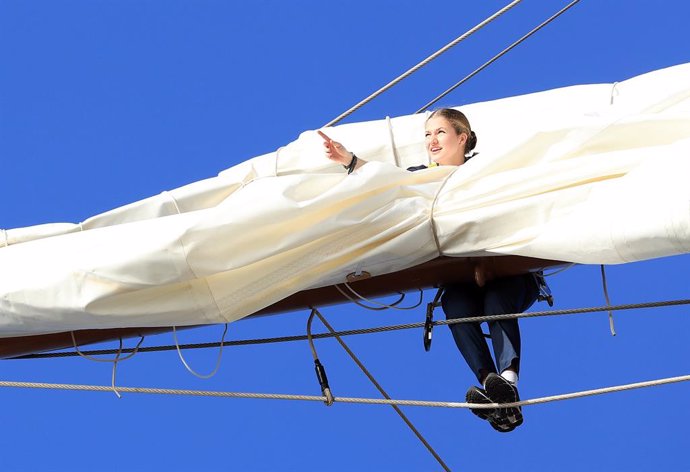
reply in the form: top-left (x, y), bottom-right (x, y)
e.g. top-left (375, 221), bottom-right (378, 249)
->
top-left (416, 0), bottom-right (581, 113)
top-left (16, 297), bottom-right (690, 360)
top-left (1, 373), bottom-right (688, 408)
top-left (323, 0), bottom-right (524, 128)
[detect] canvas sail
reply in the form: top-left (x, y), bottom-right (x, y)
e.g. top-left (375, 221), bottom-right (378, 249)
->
top-left (1, 63), bottom-right (689, 337)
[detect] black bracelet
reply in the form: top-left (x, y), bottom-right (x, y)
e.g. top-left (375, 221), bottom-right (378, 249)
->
top-left (343, 154), bottom-right (358, 174)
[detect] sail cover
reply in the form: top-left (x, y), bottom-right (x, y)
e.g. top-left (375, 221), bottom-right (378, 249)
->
top-left (1, 63), bottom-right (689, 337)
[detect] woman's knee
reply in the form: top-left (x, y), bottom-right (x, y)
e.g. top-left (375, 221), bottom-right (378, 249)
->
top-left (441, 283), bottom-right (481, 320)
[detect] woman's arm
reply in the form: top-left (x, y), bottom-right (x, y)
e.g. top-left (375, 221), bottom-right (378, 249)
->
top-left (318, 130), bottom-right (366, 173)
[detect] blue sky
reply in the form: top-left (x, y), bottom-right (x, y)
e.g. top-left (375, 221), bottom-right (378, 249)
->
top-left (1, 1), bottom-right (689, 471)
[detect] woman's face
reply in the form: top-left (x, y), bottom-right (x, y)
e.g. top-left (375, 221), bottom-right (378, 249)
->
top-left (424, 116), bottom-right (467, 166)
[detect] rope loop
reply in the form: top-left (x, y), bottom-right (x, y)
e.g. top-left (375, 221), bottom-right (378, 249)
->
top-left (172, 324), bottom-right (228, 379)
top-left (335, 283), bottom-right (424, 311)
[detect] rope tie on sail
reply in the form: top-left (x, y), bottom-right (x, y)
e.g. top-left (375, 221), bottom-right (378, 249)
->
top-left (1, 373), bottom-right (688, 409)
top-left (163, 190), bottom-right (183, 215)
top-left (172, 324), bottom-right (228, 379)
top-left (162, 187), bottom-right (230, 379)
top-left (323, 0), bottom-right (524, 127)
top-left (429, 167), bottom-right (457, 256)
top-left (307, 308), bottom-right (451, 472)
top-left (610, 82), bottom-right (620, 105)
top-left (334, 284), bottom-right (423, 311)
top-left (385, 116), bottom-right (401, 167)
top-left (1, 229), bottom-right (8, 247)
top-left (18, 297), bottom-right (690, 359)
top-left (416, 0), bottom-right (582, 113)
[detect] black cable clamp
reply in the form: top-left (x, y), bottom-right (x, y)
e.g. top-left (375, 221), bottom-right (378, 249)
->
top-left (314, 358), bottom-right (334, 406)
top-left (423, 287), bottom-right (444, 352)
top-left (423, 302), bottom-right (434, 352)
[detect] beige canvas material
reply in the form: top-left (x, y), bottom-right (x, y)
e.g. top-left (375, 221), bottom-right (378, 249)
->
top-left (1, 63), bottom-right (689, 337)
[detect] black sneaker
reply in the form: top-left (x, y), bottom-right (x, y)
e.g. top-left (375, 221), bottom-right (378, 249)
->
top-left (484, 372), bottom-right (523, 428)
top-left (465, 386), bottom-right (495, 421)
top-left (466, 385), bottom-right (516, 433)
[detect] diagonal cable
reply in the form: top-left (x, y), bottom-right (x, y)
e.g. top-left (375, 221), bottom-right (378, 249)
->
top-left (323, 0), bottom-right (524, 127)
top-left (416, 0), bottom-right (581, 113)
top-left (310, 308), bottom-right (451, 472)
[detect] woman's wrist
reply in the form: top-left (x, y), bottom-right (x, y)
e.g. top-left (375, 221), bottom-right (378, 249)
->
top-left (343, 153), bottom-right (358, 174)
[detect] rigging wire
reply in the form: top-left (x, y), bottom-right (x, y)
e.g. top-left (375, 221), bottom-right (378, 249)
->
top-left (16, 297), bottom-right (690, 360)
top-left (416, 0), bottom-right (582, 113)
top-left (323, 0), bottom-right (524, 127)
top-left (309, 308), bottom-right (451, 472)
top-left (1, 373), bottom-right (688, 409)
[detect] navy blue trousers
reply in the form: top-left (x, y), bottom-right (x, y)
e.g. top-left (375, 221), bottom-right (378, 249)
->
top-left (441, 274), bottom-right (539, 383)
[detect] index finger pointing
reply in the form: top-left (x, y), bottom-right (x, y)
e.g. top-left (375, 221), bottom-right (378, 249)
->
top-left (317, 130), bottom-right (332, 142)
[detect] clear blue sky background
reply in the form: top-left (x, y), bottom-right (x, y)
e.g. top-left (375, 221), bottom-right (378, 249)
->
top-left (1, 1), bottom-right (689, 471)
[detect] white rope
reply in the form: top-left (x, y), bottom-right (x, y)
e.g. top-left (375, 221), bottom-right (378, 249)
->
top-left (323, 0), bottom-right (524, 127)
top-left (111, 339), bottom-right (124, 398)
top-left (1, 229), bottom-right (8, 247)
top-left (610, 81), bottom-right (620, 105)
top-left (172, 324), bottom-right (228, 379)
top-left (335, 284), bottom-right (424, 311)
top-left (334, 284), bottom-right (405, 311)
top-left (542, 263), bottom-right (576, 277)
top-left (69, 331), bottom-right (144, 363)
top-left (69, 332), bottom-right (145, 397)
top-left (1, 373), bottom-right (688, 409)
top-left (163, 190), bottom-right (183, 215)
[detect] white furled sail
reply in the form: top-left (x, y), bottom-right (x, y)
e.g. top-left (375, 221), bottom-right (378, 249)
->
top-left (1, 63), bottom-right (689, 337)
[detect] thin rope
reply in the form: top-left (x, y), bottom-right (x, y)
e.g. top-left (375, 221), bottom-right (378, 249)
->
top-left (334, 285), bottom-right (406, 311)
top-left (1, 229), bottom-right (8, 247)
top-left (111, 338), bottom-right (124, 398)
top-left (415, 0), bottom-right (581, 113)
top-left (610, 81), bottom-right (620, 105)
top-left (1, 373), bottom-right (688, 408)
top-left (69, 332), bottom-right (144, 398)
top-left (69, 331), bottom-right (144, 363)
top-left (600, 265), bottom-right (616, 336)
top-left (323, 0), bottom-right (524, 127)
top-left (163, 190), bottom-right (183, 215)
top-left (172, 324), bottom-right (228, 379)
top-left (543, 263), bottom-right (576, 277)
top-left (429, 168), bottom-right (458, 254)
top-left (311, 308), bottom-right (451, 472)
top-left (336, 284), bottom-right (423, 311)
top-left (20, 297), bottom-right (690, 360)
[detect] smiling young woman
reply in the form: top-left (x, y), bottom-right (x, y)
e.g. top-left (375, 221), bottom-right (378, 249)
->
top-left (320, 108), bottom-right (541, 433)
top-left (424, 108), bottom-right (477, 166)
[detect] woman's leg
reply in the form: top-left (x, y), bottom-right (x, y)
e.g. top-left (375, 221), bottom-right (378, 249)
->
top-left (483, 274), bottom-right (539, 376)
top-left (441, 283), bottom-right (496, 384)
